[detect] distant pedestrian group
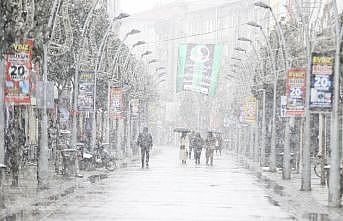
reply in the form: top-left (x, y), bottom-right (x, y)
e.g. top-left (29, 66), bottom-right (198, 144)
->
top-left (179, 131), bottom-right (223, 166)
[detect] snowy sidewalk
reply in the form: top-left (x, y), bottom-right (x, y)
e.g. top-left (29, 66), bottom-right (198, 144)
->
top-left (0, 147), bottom-right (160, 220)
top-left (235, 154), bottom-right (343, 221)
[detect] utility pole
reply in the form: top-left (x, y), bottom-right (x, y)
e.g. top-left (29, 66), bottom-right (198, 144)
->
top-left (328, 0), bottom-right (343, 207)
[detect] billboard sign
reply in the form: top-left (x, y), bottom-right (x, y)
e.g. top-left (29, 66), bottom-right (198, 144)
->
top-left (240, 96), bottom-right (257, 124)
top-left (4, 39), bottom-right (34, 104)
top-left (176, 43), bottom-right (223, 96)
top-left (286, 69), bottom-right (306, 116)
top-left (110, 87), bottom-right (124, 119)
top-left (78, 70), bottom-right (95, 111)
top-left (310, 53), bottom-right (333, 110)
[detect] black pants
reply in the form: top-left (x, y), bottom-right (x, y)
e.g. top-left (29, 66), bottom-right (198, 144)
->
top-left (195, 150), bottom-right (201, 165)
top-left (141, 148), bottom-right (150, 168)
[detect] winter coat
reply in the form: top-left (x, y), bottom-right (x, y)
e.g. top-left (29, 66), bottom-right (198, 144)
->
top-left (137, 133), bottom-right (153, 150)
top-left (179, 137), bottom-right (189, 161)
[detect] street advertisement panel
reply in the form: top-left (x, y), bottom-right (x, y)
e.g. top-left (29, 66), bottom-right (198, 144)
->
top-left (176, 43), bottom-right (223, 96)
top-left (110, 87), bottom-right (124, 119)
top-left (310, 53), bottom-right (334, 110)
top-left (286, 69), bottom-right (306, 116)
top-left (239, 96), bottom-right (257, 124)
top-left (130, 99), bottom-right (139, 118)
top-left (4, 39), bottom-right (33, 104)
top-left (78, 70), bottom-right (95, 111)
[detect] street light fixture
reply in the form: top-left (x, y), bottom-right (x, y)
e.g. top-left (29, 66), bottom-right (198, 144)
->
top-left (254, 1), bottom-right (271, 9)
top-left (231, 57), bottom-right (241, 61)
top-left (156, 67), bottom-right (166, 72)
top-left (234, 47), bottom-right (247, 52)
top-left (238, 37), bottom-right (252, 42)
top-left (247, 21), bottom-right (262, 29)
top-left (132, 41), bottom-right (146, 48)
top-left (148, 59), bottom-right (158, 64)
top-left (141, 50), bottom-right (152, 58)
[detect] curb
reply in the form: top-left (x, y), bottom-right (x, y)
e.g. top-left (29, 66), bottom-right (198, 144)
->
top-left (236, 155), bottom-right (343, 221)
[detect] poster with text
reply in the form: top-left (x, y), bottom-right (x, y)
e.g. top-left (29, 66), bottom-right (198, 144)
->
top-left (110, 87), bottom-right (124, 119)
top-left (78, 70), bottom-right (95, 111)
top-left (286, 69), bottom-right (306, 116)
top-left (240, 96), bottom-right (257, 124)
top-left (4, 39), bottom-right (33, 104)
top-left (176, 43), bottom-right (223, 96)
top-left (310, 53), bottom-right (333, 110)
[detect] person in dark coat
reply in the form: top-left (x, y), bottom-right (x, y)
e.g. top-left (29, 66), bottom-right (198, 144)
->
top-left (194, 133), bottom-right (204, 165)
top-left (136, 127), bottom-right (153, 168)
top-left (205, 132), bottom-right (216, 166)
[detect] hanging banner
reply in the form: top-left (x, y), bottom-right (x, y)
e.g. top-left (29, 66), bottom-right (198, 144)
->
top-left (130, 99), bottom-right (139, 118)
top-left (240, 96), bottom-right (257, 124)
top-left (310, 53), bottom-right (334, 110)
top-left (110, 87), bottom-right (124, 119)
top-left (78, 70), bottom-right (95, 111)
top-left (176, 43), bottom-right (223, 96)
top-left (286, 69), bottom-right (306, 116)
top-left (4, 39), bottom-right (34, 104)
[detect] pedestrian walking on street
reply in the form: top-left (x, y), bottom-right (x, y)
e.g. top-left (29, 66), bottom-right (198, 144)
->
top-left (194, 132), bottom-right (204, 165)
top-left (179, 132), bottom-right (189, 165)
top-left (205, 132), bottom-right (216, 166)
top-left (188, 131), bottom-right (196, 159)
top-left (137, 127), bottom-right (153, 168)
top-left (215, 133), bottom-right (223, 156)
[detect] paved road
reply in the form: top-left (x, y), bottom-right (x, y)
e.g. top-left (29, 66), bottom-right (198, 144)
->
top-left (42, 147), bottom-right (296, 221)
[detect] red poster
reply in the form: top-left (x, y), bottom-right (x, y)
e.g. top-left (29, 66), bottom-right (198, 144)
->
top-left (286, 69), bottom-right (306, 116)
top-left (110, 87), bottom-right (124, 119)
top-left (4, 39), bottom-right (34, 104)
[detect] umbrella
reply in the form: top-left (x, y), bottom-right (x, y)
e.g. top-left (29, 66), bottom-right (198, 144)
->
top-left (173, 128), bottom-right (191, 133)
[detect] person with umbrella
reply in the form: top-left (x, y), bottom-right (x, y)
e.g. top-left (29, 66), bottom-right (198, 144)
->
top-left (179, 132), bottom-right (189, 165)
top-left (205, 132), bottom-right (216, 166)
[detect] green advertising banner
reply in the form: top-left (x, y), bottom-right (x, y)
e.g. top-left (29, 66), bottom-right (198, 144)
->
top-left (176, 43), bottom-right (223, 96)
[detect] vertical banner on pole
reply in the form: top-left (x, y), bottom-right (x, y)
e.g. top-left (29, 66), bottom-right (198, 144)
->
top-left (110, 87), bottom-right (124, 119)
top-left (176, 43), bottom-right (223, 96)
top-left (240, 96), bottom-right (257, 124)
top-left (4, 39), bottom-right (34, 104)
top-left (286, 69), bottom-right (306, 116)
top-left (310, 53), bottom-right (334, 110)
top-left (78, 70), bottom-right (95, 111)
top-left (130, 99), bottom-right (139, 119)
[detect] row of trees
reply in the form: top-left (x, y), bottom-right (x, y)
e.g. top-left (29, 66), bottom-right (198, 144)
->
top-left (0, 0), bottom-right (155, 192)
top-left (229, 1), bottom-right (343, 207)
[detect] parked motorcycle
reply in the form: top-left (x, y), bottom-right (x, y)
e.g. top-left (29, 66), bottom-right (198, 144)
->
top-left (93, 144), bottom-right (117, 171)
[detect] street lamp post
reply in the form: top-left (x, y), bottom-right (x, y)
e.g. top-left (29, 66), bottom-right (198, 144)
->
top-left (105, 29), bottom-right (141, 151)
top-left (90, 13), bottom-right (130, 152)
top-left (247, 21), bottom-right (278, 171)
top-left (254, 1), bottom-right (293, 180)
